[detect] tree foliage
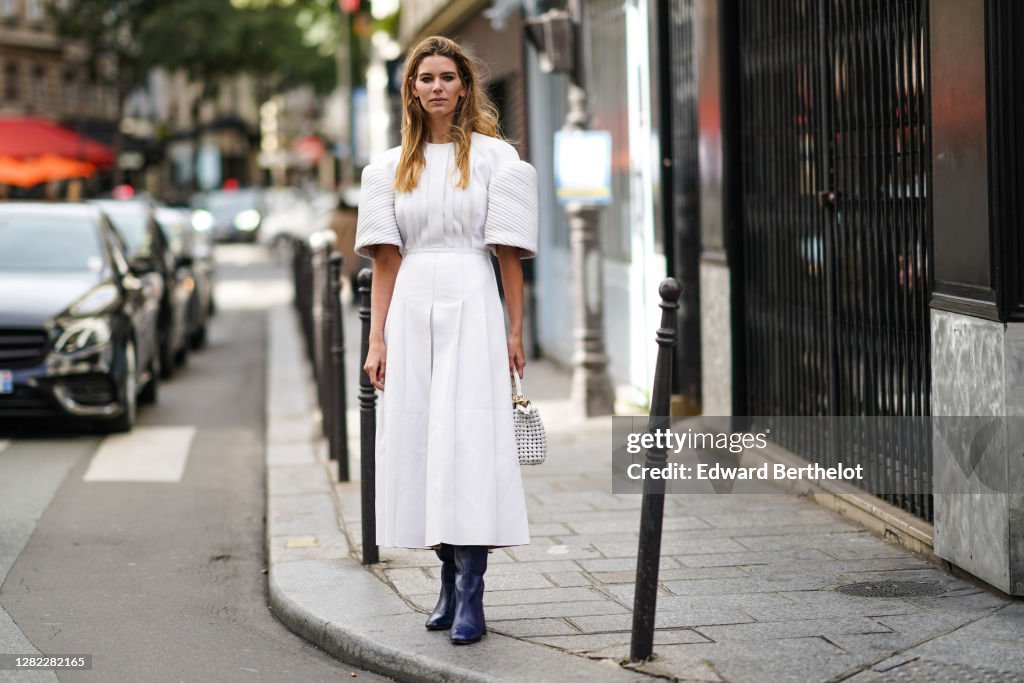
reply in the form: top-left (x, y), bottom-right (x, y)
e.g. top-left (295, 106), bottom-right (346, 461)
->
top-left (51, 0), bottom-right (337, 99)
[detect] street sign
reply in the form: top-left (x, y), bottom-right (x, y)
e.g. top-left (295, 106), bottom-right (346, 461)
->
top-left (554, 130), bottom-right (612, 205)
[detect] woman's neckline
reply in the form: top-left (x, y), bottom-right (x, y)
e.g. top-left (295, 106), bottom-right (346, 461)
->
top-left (426, 140), bottom-right (453, 146)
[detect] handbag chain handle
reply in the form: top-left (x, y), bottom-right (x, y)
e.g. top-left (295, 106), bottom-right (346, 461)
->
top-left (511, 371), bottom-right (529, 408)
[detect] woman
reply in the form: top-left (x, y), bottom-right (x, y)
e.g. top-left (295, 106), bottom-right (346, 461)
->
top-left (355, 36), bottom-right (538, 645)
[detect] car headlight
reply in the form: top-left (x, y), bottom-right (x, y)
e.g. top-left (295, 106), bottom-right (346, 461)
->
top-left (192, 210), bottom-right (215, 232)
top-left (55, 318), bottom-right (112, 354)
top-left (233, 209), bottom-right (261, 231)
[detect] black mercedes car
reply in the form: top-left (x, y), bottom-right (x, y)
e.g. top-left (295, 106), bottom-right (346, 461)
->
top-left (0, 203), bottom-right (161, 431)
top-left (90, 199), bottom-right (192, 378)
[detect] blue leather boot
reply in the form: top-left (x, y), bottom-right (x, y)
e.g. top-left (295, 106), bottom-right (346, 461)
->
top-left (450, 545), bottom-right (488, 644)
top-left (425, 544), bottom-right (456, 630)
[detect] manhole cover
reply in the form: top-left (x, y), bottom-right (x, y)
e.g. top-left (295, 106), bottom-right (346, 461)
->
top-left (836, 581), bottom-right (947, 598)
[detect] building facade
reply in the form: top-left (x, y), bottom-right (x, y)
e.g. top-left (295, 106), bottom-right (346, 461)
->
top-left (684, 0), bottom-right (1024, 595)
top-left (529, 0), bottom-right (670, 408)
top-left (0, 0), bottom-right (117, 122)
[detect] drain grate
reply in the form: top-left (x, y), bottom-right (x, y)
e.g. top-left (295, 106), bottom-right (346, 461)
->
top-left (836, 581), bottom-right (947, 598)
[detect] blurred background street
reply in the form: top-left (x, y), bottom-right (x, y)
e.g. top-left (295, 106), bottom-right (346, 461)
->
top-left (2, 0), bottom-right (1024, 680)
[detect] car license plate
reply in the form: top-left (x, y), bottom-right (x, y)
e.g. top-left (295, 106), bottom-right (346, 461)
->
top-left (0, 370), bottom-right (11, 394)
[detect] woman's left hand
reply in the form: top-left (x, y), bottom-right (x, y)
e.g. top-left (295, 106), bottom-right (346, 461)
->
top-left (507, 334), bottom-right (525, 378)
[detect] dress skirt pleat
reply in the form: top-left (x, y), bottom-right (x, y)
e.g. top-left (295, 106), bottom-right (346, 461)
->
top-left (376, 250), bottom-right (531, 548)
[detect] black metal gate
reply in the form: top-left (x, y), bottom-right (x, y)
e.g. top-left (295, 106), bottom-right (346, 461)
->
top-left (738, 0), bottom-right (933, 520)
top-left (665, 0), bottom-right (702, 411)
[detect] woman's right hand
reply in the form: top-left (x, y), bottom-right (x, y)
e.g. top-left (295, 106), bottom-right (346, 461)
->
top-left (364, 340), bottom-right (387, 391)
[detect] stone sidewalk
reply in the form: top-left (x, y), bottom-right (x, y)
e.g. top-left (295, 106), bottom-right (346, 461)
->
top-left (267, 297), bottom-right (1024, 682)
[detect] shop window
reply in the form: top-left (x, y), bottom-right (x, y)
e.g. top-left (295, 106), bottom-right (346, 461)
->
top-left (32, 64), bottom-right (45, 103)
top-left (26, 0), bottom-right (43, 23)
top-left (5, 62), bottom-right (19, 101)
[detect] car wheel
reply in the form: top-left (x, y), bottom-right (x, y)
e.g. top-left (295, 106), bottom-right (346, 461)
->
top-left (190, 323), bottom-right (208, 350)
top-left (159, 337), bottom-right (174, 379)
top-left (174, 339), bottom-right (189, 368)
top-left (139, 352), bottom-right (159, 405)
top-left (101, 339), bottom-right (137, 433)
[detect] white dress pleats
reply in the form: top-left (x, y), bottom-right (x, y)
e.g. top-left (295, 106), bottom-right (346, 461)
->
top-left (354, 133), bottom-right (538, 549)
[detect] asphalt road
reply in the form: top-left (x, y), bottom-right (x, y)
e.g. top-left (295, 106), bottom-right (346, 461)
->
top-left (0, 245), bottom-right (389, 683)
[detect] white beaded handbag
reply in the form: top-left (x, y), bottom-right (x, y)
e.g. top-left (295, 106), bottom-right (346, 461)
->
top-left (512, 372), bottom-right (547, 465)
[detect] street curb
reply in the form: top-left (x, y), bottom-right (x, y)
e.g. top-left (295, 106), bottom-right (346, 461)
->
top-left (264, 303), bottom-right (647, 683)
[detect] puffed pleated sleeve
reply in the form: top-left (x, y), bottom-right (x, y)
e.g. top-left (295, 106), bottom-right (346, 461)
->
top-left (483, 160), bottom-right (539, 259)
top-left (355, 163), bottom-right (403, 258)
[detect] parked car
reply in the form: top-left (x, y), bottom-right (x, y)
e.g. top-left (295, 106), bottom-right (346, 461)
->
top-left (0, 203), bottom-right (160, 432)
top-left (258, 187), bottom-right (317, 257)
top-left (191, 188), bottom-right (265, 243)
top-left (155, 206), bottom-right (215, 349)
top-left (89, 199), bottom-right (191, 378)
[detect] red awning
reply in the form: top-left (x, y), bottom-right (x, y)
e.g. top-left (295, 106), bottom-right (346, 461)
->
top-left (0, 154), bottom-right (97, 187)
top-left (0, 117), bottom-right (114, 166)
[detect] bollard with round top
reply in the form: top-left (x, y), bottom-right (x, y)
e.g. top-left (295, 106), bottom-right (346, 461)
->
top-left (327, 252), bottom-right (350, 480)
top-left (309, 233), bottom-right (327, 417)
top-left (630, 277), bottom-right (682, 662)
top-left (293, 237), bottom-right (315, 363)
top-left (357, 268), bottom-right (379, 564)
top-left (310, 231), bottom-right (336, 436)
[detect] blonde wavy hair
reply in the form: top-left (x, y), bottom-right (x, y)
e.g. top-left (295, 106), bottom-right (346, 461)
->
top-left (395, 36), bottom-right (502, 192)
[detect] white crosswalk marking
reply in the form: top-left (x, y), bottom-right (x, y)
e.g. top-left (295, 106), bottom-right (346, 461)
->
top-left (83, 427), bottom-right (196, 482)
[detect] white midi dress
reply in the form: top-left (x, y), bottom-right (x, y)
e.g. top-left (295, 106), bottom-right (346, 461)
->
top-left (354, 132), bottom-right (538, 549)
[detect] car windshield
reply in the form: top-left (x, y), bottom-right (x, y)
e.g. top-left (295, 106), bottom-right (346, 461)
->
top-left (0, 214), bottom-right (105, 272)
top-left (203, 191), bottom-right (261, 215)
top-left (98, 204), bottom-right (151, 255)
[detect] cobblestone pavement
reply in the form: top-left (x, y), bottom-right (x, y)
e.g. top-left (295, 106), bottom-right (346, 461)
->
top-left (304, 302), bottom-right (1024, 681)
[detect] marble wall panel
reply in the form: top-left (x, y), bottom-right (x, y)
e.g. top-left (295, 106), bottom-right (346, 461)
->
top-left (930, 311), bottom-right (1004, 418)
top-left (930, 310), bottom-right (1024, 593)
top-left (1006, 325), bottom-right (1024, 594)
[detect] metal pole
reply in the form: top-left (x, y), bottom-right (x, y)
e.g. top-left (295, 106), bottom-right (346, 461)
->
top-left (297, 239), bottom-right (315, 364)
top-left (357, 268), bottom-right (379, 565)
top-left (291, 236), bottom-right (302, 311)
top-left (311, 232), bottom-right (336, 435)
top-left (564, 1), bottom-right (615, 418)
top-left (310, 237), bottom-right (326, 409)
top-left (319, 249), bottom-right (335, 442)
top-left (303, 242), bottom-right (315, 363)
top-left (328, 252), bottom-right (350, 481)
top-left (629, 278), bottom-right (681, 662)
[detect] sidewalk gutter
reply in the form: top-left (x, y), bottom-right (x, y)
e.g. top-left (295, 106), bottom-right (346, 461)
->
top-left (264, 303), bottom-right (648, 682)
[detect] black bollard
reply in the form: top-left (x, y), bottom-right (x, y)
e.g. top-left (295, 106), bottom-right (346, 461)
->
top-left (310, 234), bottom-right (336, 431)
top-left (318, 247), bottom-right (334, 440)
top-left (357, 268), bottom-right (379, 564)
top-left (328, 253), bottom-right (350, 481)
top-left (291, 236), bottom-right (302, 311)
top-left (629, 277), bottom-right (682, 662)
top-left (298, 239), bottom-right (315, 364)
